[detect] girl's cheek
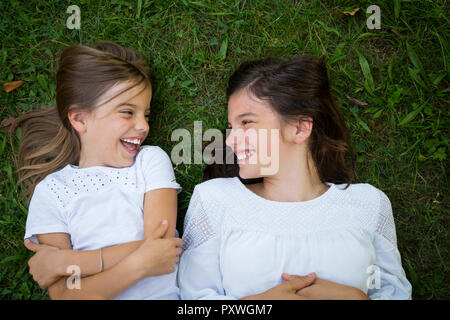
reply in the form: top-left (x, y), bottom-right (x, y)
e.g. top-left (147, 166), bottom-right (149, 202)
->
top-left (243, 128), bottom-right (258, 148)
top-left (114, 118), bottom-right (132, 130)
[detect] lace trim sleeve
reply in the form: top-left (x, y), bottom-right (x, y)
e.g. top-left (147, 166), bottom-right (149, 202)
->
top-left (181, 187), bottom-right (216, 251)
top-left (375, 189), bottom-right (398, 248)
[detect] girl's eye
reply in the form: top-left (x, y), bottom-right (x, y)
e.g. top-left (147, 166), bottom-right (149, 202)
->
top-left (121, 111), bottom-right (133, 116)
top-left (242, 120), bottom-right (252, 126)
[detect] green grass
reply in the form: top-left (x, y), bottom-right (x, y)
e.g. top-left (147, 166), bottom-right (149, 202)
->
top-left (0, 0), bottom-right (448, 299)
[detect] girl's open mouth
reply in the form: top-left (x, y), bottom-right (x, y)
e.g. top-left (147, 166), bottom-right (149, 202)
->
top-left (120, 138), bottom-right (140, 155)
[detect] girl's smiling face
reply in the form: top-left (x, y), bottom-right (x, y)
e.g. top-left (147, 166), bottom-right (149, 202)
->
top-left (225, 88), bottom-right (284, 179)
top-left (70, 81), bottom-right (152, 168)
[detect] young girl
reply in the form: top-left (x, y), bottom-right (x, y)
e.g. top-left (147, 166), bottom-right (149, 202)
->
top-left (178, 55), bottom-right (412, 299)
top-left (11, 42), bottom-right (183, 299)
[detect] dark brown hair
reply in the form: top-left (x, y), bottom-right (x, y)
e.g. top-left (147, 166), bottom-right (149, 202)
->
top-left (203, 55), bottom-right (355, 188)
top-left (10, 41), bottom-right (153, 201)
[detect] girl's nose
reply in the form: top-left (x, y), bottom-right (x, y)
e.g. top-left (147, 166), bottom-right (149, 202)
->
top-left (136, 116), bottom-right (149, 133)
top-left (225, 128), bottom-right (243, 150)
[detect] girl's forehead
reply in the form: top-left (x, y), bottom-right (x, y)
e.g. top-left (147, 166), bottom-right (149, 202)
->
top-left (95, 81), bottom-right (151, 110)
top-left (228, 89), bottom-right (275, 121)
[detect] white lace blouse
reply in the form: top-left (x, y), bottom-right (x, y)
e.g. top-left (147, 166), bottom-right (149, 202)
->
top-left (178, 177), bottom-right (412, 300)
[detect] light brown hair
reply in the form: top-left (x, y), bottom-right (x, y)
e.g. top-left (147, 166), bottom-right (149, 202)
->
top-left (10, 42), bottom-right (153, 202)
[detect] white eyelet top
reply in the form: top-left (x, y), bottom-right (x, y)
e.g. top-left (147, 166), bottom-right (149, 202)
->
top-left (24, 145), bottom-right (182, 300)
top-left (178, 177), bottom-right (412, 300)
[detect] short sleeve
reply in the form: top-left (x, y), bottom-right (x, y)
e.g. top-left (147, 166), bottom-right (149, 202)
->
top-left (24, 182), bottom-right (69, 244)
top-left (139, 146), bottom-right (182, 194)
top-left (178, 186), bottom-right (237, 300)
top-left (368, 190), bottom-right (412, 300)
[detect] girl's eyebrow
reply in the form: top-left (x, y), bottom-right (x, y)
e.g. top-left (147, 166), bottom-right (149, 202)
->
top-left (116, 103), bottom-right (137, 108)
top-left (116, 103), bottom-right (150, 112)
top-left (235, 112), bottom-right (257, 120)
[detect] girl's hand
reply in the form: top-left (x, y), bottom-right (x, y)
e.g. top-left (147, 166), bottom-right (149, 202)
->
top-left (242, 273), bottom-right (317, 300)
top-left (282, 274), bottom-right (371, 300)
top-left (24, 239), bottom-right (65, 288)
top-left (125, 220), bottom-right (182, 279)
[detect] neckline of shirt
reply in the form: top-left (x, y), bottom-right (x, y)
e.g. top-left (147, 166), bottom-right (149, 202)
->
top-left (232, 176), bottom-right (336, 206)
top-left (67, 163), bottom-right (133, 171)
top-left (66, 147), bottom-right (146, 171)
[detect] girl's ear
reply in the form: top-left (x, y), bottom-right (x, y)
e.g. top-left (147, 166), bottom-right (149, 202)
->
top-left (293, 116), bottom-right (313, 144)
top-left (68, 106), bottom-right (89, 134)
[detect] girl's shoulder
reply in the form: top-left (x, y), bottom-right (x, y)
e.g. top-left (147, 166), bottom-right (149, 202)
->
top-left (333, 182), bottom-right (394, 233)
top-left (30, 166), bottom-right (74, 208)
top-left (138, 144), bottom-right (164, 154)
top-left (136, 145), bottom-right (173, 166)
top-left (333, 182), bottom-right (391, 207)
top-left (188, 177), bottom-right (239, 221)
top-left (193, 177), bottom-right (238, 199)
top-left (38, 164), bottom-right (72, 187)
top-left (339, 183), bottom-right (398, 245)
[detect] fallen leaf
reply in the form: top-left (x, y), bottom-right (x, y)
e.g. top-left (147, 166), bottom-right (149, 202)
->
top-left (346, 95), bottom-right (368, 106)
top-left (4, 81), bottom-right (24, 93)
top-left (343, 8), bottom-right (360, 16)
top-left (0, 117), bottom-right (16, 132)
top-left (392, 29), bottom-right (401, 37)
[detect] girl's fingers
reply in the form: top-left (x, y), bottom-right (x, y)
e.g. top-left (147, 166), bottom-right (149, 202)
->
top-left (281, 273), bottom-right (293, 281)
top-left (282, 272), bottom-right (315, 281)
top-left (283, 273), bottom-right (316, 291)
top-left (24, 239), bottom-right (41, 252)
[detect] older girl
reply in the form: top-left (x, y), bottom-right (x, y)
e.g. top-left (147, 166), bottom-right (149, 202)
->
top-left (178, 55), bottom-right (412, 300)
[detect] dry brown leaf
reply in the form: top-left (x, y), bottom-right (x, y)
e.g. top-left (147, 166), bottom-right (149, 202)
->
top-left (4, 81), bottom-right (24, 93)
top-left (346, 95), bottom-right (368, 106)
top-left (0, 117), bottom-right (16, 132)
top-left (343, 8), bottom-right (360, 16)
top-left (392, 29), bottom-right (401, 37)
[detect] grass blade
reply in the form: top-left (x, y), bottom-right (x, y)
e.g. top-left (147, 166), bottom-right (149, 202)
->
top-left (406, 43), bottom-right (429, 85)
top-left (218, 38), bottom-right (228, 61)
top-left (394, 0), bottom-right (401, 19)
top-left (399, 105), bottom-right (424, 126)
top-left (355, 49), bottom-right (375, 95)
top-left (136, 0), bottom-right (142, 19)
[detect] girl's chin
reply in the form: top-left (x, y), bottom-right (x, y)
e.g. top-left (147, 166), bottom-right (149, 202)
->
top-left (112, 148), bottom-right (137, 168)
top-left (238, 167), bottom-right (262, 180)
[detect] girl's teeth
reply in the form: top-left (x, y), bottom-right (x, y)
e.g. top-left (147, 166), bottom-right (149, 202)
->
top-left (237, 151), bottom-right (255, 161)
top-left (121, 138), bottom-right (140, 145)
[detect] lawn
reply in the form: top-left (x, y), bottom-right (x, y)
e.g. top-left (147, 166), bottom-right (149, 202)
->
top-left (0, 0), bottom-right (448, 299)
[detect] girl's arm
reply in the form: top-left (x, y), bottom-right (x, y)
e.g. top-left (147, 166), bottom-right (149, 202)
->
top-left (36, 233), bottom-right (142, 300)
top-left (365, 190), bottom-right (412, 299)
top-left (284, 274), bottom-right (371, 300)
top-left (33, 222), bottom-right (181, 300)
top-left (24, 239), bottom-right (144, 285)
top-left (59, 188), bottom-right (178, 271)
top-left (142, 188), bottom-right (178, 239)
top-left (24, 188), bottom-right (179, 287)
